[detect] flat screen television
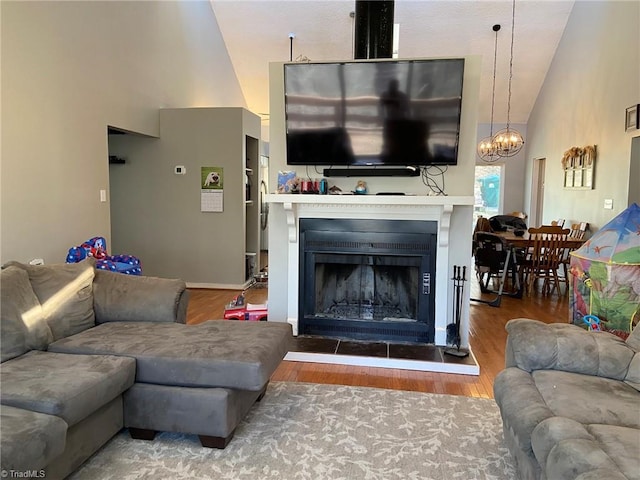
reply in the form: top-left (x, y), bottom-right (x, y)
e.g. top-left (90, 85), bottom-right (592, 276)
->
top-left (284, 58), bottom-right (464, 166)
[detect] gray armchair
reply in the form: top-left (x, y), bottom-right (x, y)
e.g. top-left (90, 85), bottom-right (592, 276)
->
top-left (494, 319), bottom-right (639, 480)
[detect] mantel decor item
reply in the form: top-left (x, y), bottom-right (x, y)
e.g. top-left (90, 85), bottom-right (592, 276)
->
top-left (625, 104), bottom-right (639, 132)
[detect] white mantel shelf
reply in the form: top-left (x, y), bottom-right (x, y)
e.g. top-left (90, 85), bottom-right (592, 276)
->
top-left (266, 194), bottom-right (474, 207)
top-left (266, 194), bottom-right (474, 247)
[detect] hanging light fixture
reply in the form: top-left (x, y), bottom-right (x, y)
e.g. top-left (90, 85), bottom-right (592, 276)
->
top-left (477, 24), bottom-right (501, 163)
top-left (494, 0), bottom-right (524, 157)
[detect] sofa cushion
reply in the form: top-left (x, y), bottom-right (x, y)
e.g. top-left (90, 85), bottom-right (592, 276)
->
top-left (586, 424), bottom-right (640, 480)
top-left (0, 405), bottom-right (67, 471)
top-left (624, 352), bottom-right (640, 391)
top-left (506, 319), bottom-right (635, 380)
top-left (0, 350), bottom-right (135, 426)
top-left (532, 370), bottom-right (640, 429)
top-left (626, 325), bottom-right (640, 351)
top-left (93, 269), bottom-right (187, 324)
top-left (5, 259), bottom-right (96, 340)
top-left (1, 266), bottom-right (53, 362)
top-left (538, 423), bottom-right (640, 480)
top-left (531, 416), bottom-right (595, 470)
top-left (49, 320), bottom-right (292, 391)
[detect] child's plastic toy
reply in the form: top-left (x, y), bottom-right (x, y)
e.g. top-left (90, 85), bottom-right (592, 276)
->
top-left (583, 314), bottom-right (602, 331)
top-left (66, 236), bottom-right (142, 275)
top-left (223, 292), bottom-right (268, 321)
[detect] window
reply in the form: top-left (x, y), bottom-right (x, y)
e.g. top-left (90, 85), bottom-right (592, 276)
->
top-left (474, 165), bottom-right (503, 225)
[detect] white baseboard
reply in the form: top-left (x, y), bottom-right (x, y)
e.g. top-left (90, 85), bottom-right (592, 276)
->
top-left (186, 281), bottom-right (252, 290)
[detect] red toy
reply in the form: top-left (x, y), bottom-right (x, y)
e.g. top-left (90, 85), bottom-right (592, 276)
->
top-left (223, 292), bottom-right (268, 321)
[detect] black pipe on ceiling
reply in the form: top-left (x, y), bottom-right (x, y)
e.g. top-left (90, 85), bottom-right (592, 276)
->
top-left (354, 1), bottom-right (395, 59)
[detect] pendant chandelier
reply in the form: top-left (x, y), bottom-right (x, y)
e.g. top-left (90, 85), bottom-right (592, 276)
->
top-left (477, 0), bottom-right (524, 162)
top-left (495, 0), bottom-right (524, 157)
top-left (477, 24), bottom-right (501, 163)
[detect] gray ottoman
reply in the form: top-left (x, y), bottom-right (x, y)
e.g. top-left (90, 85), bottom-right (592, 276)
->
top-left (48, 320), bottom-right (293, 447)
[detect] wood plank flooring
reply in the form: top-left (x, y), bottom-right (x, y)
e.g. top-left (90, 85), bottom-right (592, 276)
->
top-left (186, 280), bottom-right (570, 398)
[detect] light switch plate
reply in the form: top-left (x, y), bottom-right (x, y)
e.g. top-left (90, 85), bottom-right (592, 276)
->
top-left (604, 198), bottom-right (613, 210)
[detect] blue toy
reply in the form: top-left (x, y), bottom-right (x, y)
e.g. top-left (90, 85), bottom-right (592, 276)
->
top-left (582, 314), bottom-right (602, 331)
top-left (66, 236), bottom-right (142, 275)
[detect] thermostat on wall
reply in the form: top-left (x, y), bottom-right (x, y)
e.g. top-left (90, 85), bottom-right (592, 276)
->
top-left (175, 166), bottom-right (186, 175)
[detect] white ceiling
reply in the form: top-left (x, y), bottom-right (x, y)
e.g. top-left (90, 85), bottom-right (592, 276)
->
top-left (211, 0), bottom-right (575, 125)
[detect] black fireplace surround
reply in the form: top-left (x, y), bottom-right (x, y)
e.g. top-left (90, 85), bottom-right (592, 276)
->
top-left (299, 218), bottom-right (437, 343)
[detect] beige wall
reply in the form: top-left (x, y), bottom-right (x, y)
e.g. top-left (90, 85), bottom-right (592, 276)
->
top-left (1, 0), bottom-right (245, 264)
top-left (524, 0), bottom-right (640, 230)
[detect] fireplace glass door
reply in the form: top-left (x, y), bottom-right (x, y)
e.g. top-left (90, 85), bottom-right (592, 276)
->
top-left (299, 219), bottom-right (437, 343)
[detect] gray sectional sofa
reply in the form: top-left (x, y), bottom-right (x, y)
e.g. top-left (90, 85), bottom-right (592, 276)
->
top-left (494, 319), bottom-right (640, 480)
top-left (1, 259), bottom-right (292, 479)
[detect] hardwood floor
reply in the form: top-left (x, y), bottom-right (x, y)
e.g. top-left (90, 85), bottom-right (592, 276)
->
top-left (186, 280), bottom-right (570, 399)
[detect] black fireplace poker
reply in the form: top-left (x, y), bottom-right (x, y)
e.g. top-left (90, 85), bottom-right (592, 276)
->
top-left (445, 265), bottom-right (469, 358)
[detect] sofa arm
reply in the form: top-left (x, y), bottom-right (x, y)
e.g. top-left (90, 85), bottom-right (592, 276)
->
top-left (505, 319), bottom-right (635, 380)
top-left (93, 270), bottom-right (189, 324)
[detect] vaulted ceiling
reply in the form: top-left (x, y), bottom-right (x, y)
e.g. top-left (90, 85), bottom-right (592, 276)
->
top-left (211, 0), bottom-right (575, 126)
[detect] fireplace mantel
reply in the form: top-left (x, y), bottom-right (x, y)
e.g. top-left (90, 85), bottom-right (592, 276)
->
top-left (267, 194), bottom-right (473, 247)
top-left (266, 194), bottom-right (474, 347)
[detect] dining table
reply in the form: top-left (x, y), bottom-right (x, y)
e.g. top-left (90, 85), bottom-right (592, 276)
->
top-left (494, 230), bottom-right (587, 249)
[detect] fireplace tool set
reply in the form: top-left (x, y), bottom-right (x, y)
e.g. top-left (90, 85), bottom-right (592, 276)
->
top-left (445, 265), bottom-right (469, 358)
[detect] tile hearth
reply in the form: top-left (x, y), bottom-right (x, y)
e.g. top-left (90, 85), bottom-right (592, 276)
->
top-left (285, 336), bottom-right (479, 375)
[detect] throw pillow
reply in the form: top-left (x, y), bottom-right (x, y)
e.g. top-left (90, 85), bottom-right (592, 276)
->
top-left (0, 266), bottom-right (53, 361)
top-left (5, 259), bottom-right (96, 340)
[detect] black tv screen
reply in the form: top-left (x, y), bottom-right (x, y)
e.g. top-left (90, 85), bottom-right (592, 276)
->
top-left (284, 58), bottom-right (464, 166)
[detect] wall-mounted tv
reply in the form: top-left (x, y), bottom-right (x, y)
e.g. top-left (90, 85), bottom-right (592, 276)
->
top-left (284, 58), bottom-right (464, 166)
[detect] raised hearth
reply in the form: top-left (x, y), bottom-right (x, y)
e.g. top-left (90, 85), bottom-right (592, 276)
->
top-left (285, 336), bottom-right (479, 375)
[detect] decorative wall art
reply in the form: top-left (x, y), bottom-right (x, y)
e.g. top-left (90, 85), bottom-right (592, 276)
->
top-left (562, 145), bottom-right (596, 189)
top-left (625, 104), bottom-right (639, 132)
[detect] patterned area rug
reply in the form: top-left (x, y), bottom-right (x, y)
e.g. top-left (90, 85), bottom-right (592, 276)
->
top-left (70, 382), bottom-right (516, 480)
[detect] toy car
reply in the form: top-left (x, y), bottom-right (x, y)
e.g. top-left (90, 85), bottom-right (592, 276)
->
top-left (223, 292), bottom-right (268, 321)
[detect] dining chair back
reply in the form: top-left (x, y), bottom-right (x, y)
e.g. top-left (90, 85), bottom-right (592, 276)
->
top-left (569, 222), bottom-right (589, 239)
top-left (523, 226), bottom-right (570, 295)
top-left (532, 225), bottom-right (567, 235)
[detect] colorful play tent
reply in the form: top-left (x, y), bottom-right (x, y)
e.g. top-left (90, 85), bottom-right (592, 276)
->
top-left (569, 203), bottom-right (640, 337)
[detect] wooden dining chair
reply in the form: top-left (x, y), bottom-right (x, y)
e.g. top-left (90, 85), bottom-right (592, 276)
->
top-left (569, 222), bottom-right (589, 239)
top-left (522, 226), bottom-right (570, 295)
top-left (560, 222), bottom-right (590, 279)
top-left (551, 219), bottom-right (565, 227)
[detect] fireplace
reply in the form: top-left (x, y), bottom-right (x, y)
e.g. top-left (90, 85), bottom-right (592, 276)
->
top-left (266, 194), bottom-right (474, 348)
top-left (299, 218), bottom-right (437, 343)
